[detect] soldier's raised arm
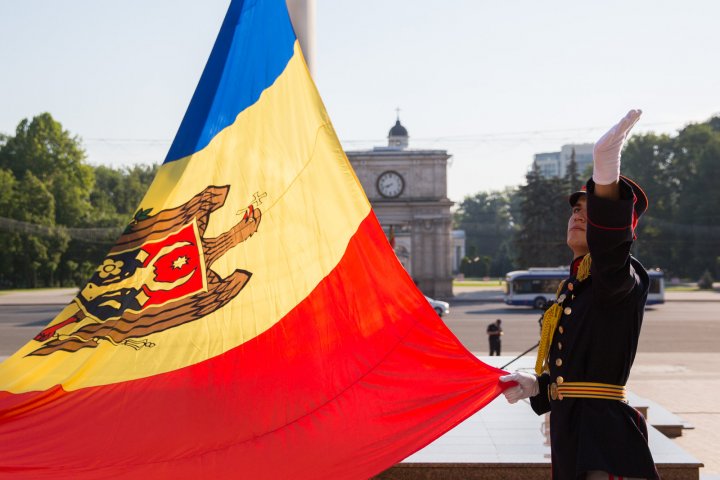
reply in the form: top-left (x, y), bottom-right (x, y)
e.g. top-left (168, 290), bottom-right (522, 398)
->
top-left (586, 110), bottom-right (648, 304)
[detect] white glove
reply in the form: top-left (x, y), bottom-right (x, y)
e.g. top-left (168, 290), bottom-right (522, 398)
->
top-left (592, 109), bottom-right (642, 185)
top-left (499, 371), bottom-right (539, 404)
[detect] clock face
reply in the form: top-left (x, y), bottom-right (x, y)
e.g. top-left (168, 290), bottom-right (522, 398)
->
top-left (377, 171), bottom-right (405, 198)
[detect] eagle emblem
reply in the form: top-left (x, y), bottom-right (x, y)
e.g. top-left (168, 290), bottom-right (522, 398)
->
top-left (32, 185), bottom-right (261, 356)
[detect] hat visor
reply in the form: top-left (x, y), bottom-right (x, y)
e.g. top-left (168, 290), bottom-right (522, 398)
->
top-left (568, 190), bottom-right (586, 207)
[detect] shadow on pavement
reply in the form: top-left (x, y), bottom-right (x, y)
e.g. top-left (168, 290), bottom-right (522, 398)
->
top-left (21, 318), bottom-right (56, 327)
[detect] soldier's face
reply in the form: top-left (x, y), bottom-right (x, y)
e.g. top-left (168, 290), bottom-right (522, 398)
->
top-left (567, 196), bottom-right (589, 257)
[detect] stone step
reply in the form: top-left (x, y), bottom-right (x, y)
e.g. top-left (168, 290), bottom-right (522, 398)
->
top-left (628, 391), bottom-right (692, 438)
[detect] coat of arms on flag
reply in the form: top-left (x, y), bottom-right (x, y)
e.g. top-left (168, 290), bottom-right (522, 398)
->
top-left (32, 186), bottom-right (261, 355)
top-left (0, 1), bottom-right (508, 478)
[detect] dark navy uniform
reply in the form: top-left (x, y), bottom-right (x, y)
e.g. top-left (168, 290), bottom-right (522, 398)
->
top-left (530, 179), bottom-right (659, 479)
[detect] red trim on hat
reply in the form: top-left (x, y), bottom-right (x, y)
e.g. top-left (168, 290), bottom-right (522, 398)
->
top-left (587, 218), bottom-right (632, 231)
top-left (631, 194), bottom-right (639, 240)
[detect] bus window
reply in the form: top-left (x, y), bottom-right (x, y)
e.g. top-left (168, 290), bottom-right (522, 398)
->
top-left (514, 279), bottom-right (561, 294)
top-left (507, 274), bottom-right (566, 308)
top-left (647, 271), bottom-right (665, 304)
top-left (649, 277), bottom-right (661, 294)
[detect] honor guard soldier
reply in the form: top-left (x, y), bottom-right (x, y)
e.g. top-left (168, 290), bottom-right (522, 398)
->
top-left (500, 110), bottom-right (660, 480)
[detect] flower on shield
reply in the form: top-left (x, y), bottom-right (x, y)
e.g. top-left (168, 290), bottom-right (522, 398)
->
top-left (97, 259), bottom-right (124, 279)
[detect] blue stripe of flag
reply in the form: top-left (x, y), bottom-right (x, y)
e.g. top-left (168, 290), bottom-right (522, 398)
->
top-left (164, 0), bottom-right (296, 163)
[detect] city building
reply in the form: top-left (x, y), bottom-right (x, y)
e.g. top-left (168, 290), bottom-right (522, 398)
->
top-left (534, 143), bottom-right (593, 178)
top-left (534, 151), bottom-right (561, 178)
top-left (451, 230), bottom-right (466, 275)
top-left (345, 118), bottom-right (454, 298)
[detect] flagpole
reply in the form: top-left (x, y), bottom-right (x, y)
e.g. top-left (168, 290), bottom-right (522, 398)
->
top-left (500, 342), bottom-right (539, 370)
top-left (286, 0), bottom-right (316, 75)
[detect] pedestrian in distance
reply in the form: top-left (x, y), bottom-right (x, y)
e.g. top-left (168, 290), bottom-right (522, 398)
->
top-left (499, 110), bottom-right (659, 480)
top-left (486, 319), bottom-right (503, 356)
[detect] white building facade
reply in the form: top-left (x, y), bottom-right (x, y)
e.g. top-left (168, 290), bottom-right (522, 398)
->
top-left (346, 119), bottom-right (454, 298)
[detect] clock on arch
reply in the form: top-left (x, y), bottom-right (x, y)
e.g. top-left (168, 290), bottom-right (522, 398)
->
top-left (376, 170), bottom-right (405, 198)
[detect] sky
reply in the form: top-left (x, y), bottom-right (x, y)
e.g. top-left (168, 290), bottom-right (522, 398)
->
top-left (1, 0), bottom-right (718, 202)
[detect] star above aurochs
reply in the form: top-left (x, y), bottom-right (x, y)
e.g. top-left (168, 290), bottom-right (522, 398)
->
top-left (172, 256), bottom-right (189, 270)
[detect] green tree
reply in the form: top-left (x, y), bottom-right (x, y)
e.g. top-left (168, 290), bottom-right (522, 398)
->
top-left (514, 163), bottom-right (569, 268)
top-left (564, 147), bottom-right (582, 193)
top-left (0, 168), bottom-right (18, 287)
top-left (621, 132), bottom-right (677, 271)
top-left (87, 164), bottom-right (159, 225)
top-left (58, 163), bottom-right (159, 287)
top-left (0, 113), bottom-right (94, 227)
top-left (621, 117), bottom-right (720, 278)
top-left (0, 168), bottom-right (15, 212)
top-left (0, 171), bottom-right (69, 287)
top-left (454, 188), bottom-right (516, 276)
top-left (674, 121), bottom-right (720, 277)
top-left (0, 114), bottom-right (160, 288)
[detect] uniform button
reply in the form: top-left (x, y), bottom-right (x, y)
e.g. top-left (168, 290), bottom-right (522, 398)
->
top-left (557, 376), bottom-right (564, 384)
top-left (567, 283), bottom-right (574, 291)
top-left (571, 294), bottom-right (575, 299)
top-left (558, 326), bottom-right (564, 334)
top-left (555, 358), bottom-right (563, 367)
top-left (564, 307), bottom-right (572, 315)
top-left (558, 342), bottom-right (563, 350)
top-left (558, 294), bottom-right (566, 303)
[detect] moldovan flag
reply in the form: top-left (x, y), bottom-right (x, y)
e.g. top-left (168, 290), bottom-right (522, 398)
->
top-left (0, 1), bottom-right (506, 478)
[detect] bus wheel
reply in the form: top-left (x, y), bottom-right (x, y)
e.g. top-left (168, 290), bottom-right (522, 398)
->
top-left (533, 297), bottom-right (547, 310)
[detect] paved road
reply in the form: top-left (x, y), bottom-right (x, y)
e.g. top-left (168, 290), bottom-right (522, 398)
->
top-left (0, 304), bottom-right (65, 356)
top-left (1, 290), bottom-right (719, 357)
top-left (444, 299), bottom-right (720, 355)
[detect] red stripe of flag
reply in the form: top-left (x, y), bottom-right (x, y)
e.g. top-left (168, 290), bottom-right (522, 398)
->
top-left (0, 213), bottom-right (506, 479)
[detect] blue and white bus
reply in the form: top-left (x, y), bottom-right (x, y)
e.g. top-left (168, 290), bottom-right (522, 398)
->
top-left (504, 267), bottom-right (665, 309)
top-left (646, 269), bottom-right (665, 305)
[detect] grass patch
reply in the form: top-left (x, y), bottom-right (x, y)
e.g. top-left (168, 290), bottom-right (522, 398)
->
top-left (665, 285), bottom-right (699, 292)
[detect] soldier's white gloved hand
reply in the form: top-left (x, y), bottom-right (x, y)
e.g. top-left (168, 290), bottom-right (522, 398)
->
top-left (592, 109), bottom-right (642, 185)
top-left (499, 371), bottom-right (539, 404)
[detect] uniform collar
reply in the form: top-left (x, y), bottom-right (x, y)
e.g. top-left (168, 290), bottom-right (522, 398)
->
top-left (570, 255), bottom-right (584, 276)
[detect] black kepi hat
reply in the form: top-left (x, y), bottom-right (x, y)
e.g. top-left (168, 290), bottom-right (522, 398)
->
top-left (568, 175), bottom-right (649, 233)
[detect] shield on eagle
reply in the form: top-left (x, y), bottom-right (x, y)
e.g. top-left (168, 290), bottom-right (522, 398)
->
top-left (32, 185), bottom-right (261, 355)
